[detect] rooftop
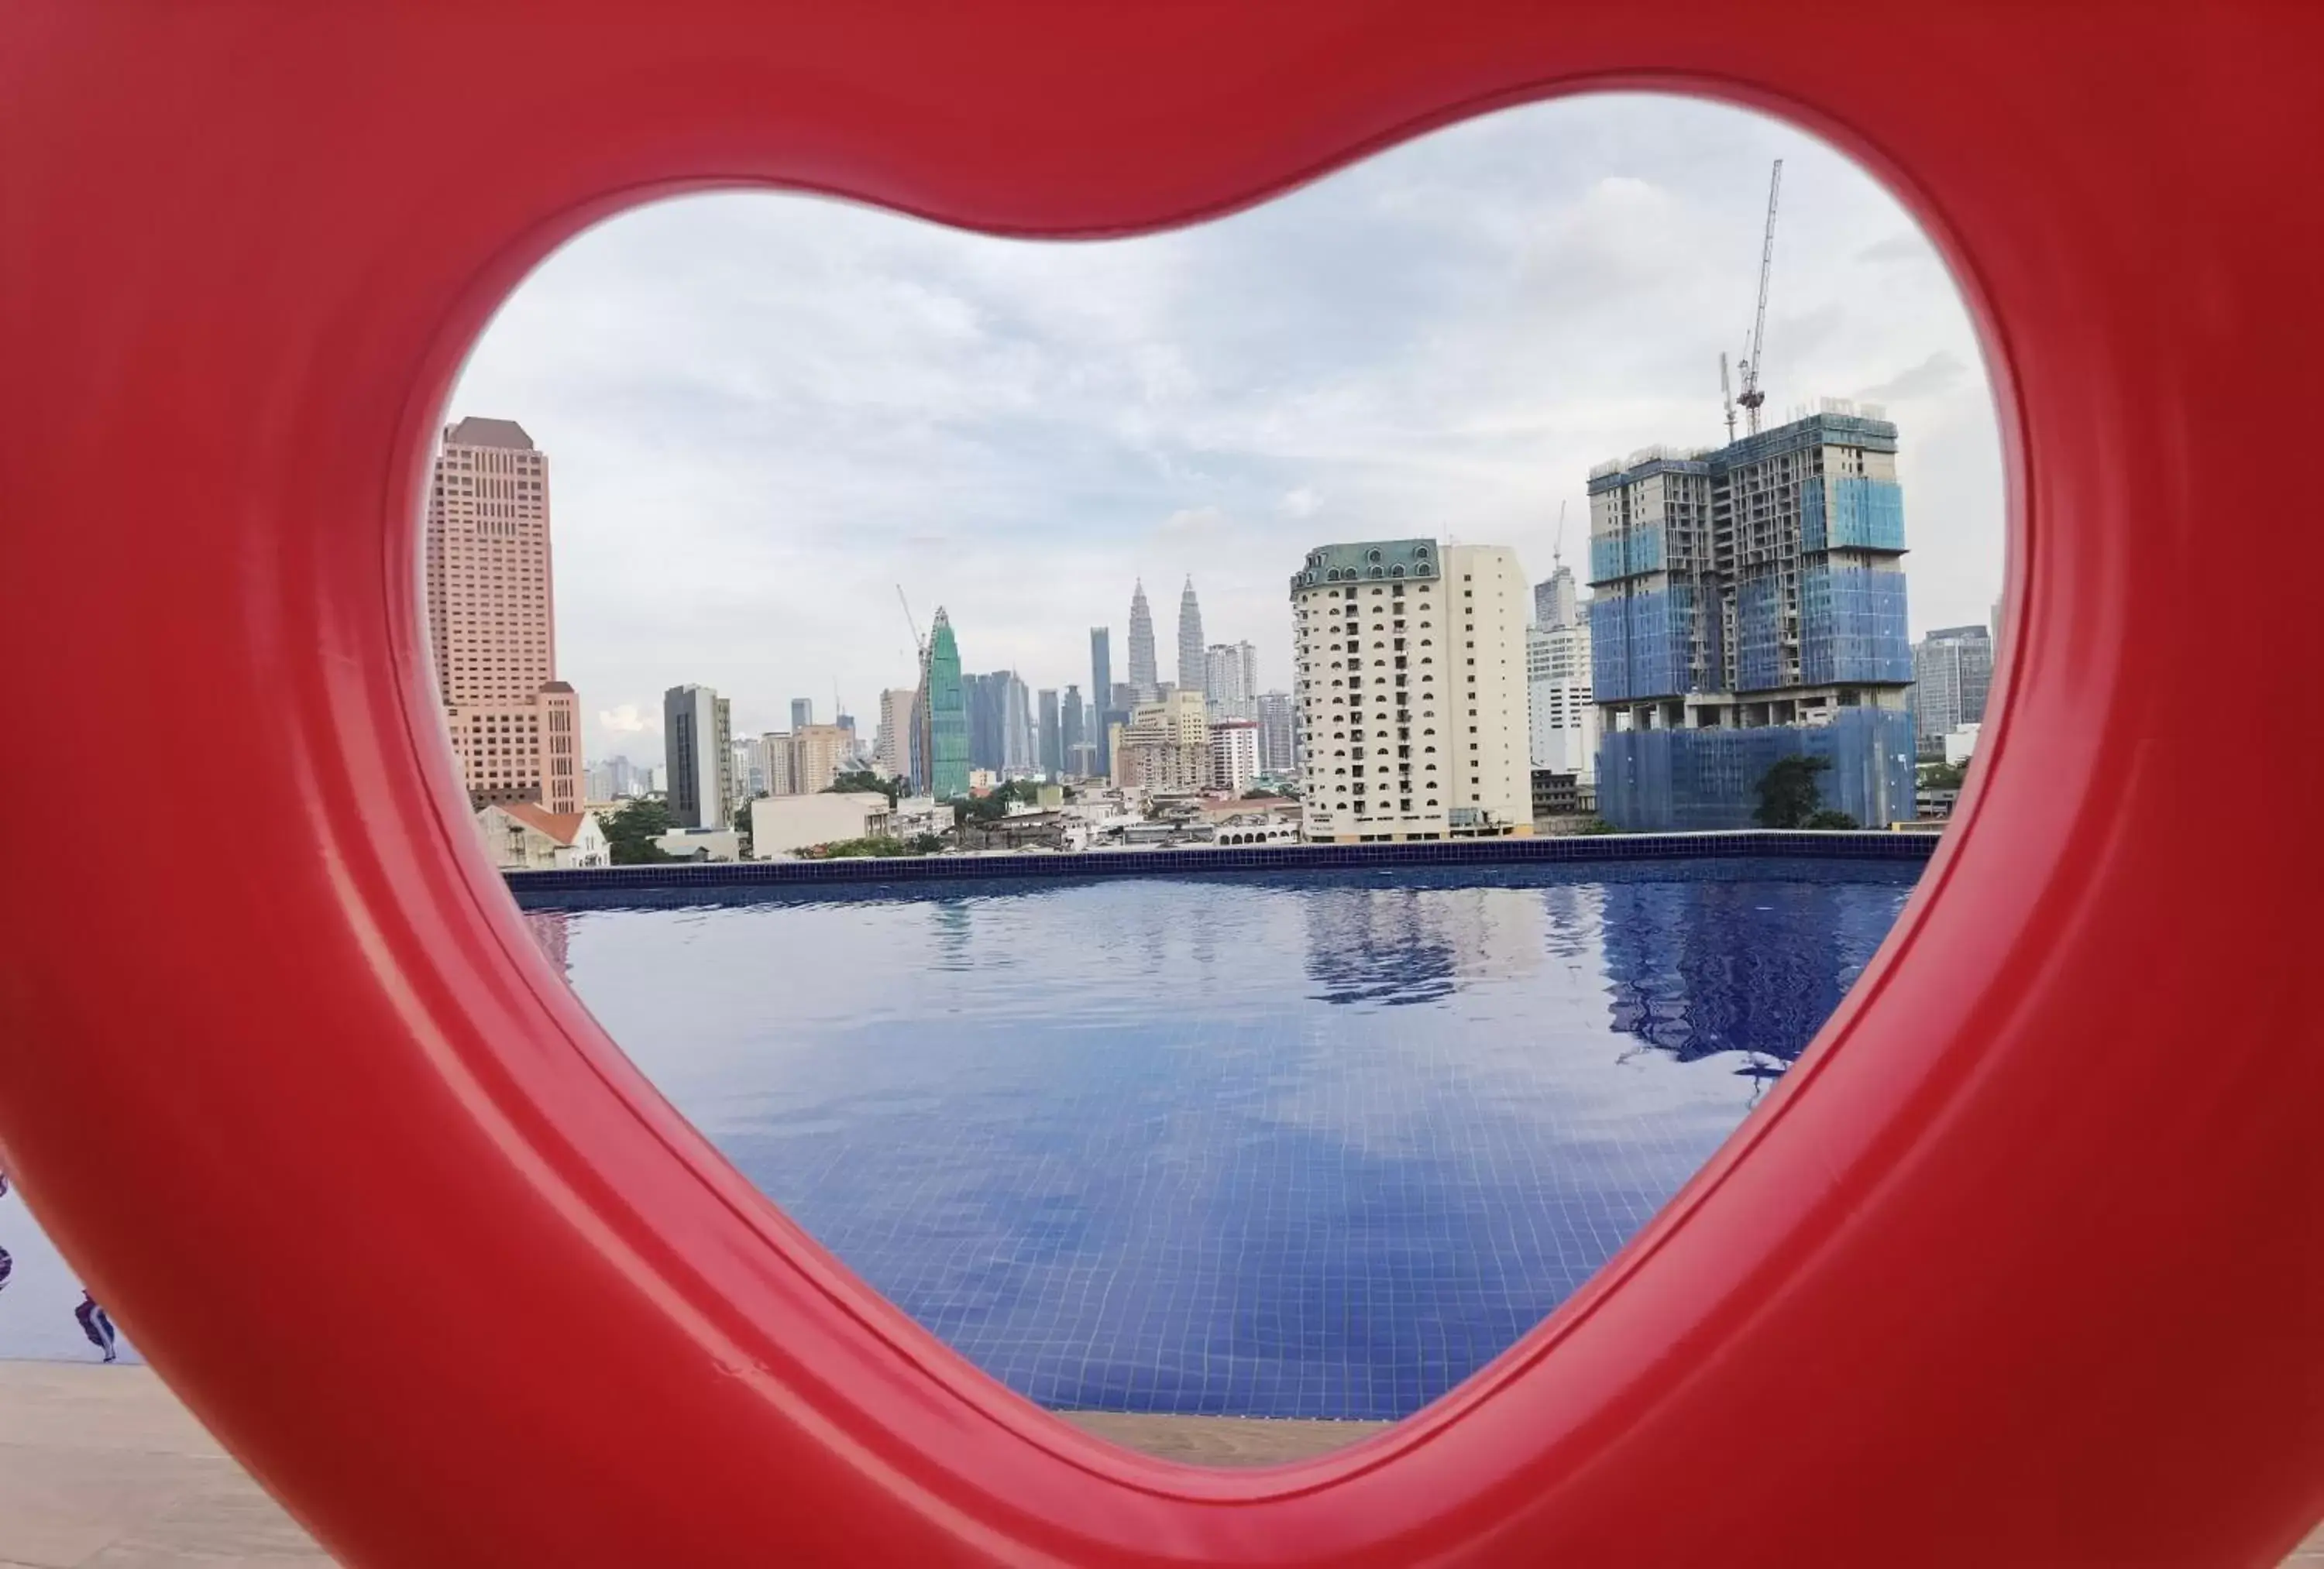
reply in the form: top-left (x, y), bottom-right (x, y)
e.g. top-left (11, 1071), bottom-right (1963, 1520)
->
top-left (1289, 538), bottom-right (1439, 596)
top-left (442, 416), bottom-right (535, 451)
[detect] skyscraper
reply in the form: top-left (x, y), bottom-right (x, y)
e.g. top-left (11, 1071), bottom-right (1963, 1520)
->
top-left (1177, 578), bottom-right (1206, 695)
top-left (663, 684), bottom-right (733, 829)
top-left (1203, 640), bottom-right (1258, 719)
top-left (1289, 539), bottom-right (1532, 843)
top-left (1061, 683), bottom-right (1087, 777)
top-left (1088, 627), bottom-right (1113, 774)
top-left (1126, 580), bottom-right (1157, 701)
top-left (923, 608), bottom-right (969, 798)
top-left (1037, 688), bottom-right (1062, 776)
top-left (424, 417), bottom-right (582, 813)
top-left (874, 687), bottom-right (915, 781)
top-left (790, 698), bottom-right (813, 731)
top-left (1255, 691), bottom-right (1298, 775)
top-left (1589, 404), bottom-right (1917, 829)
top-left (1912, 624), bottom-right (1994, 754)
top-left (1533, 561), bottom-right (1580, 631)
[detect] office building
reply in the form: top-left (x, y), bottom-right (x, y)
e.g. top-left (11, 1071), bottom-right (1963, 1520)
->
top-left (1127, 580), bottom-right (1158, 701)
top-left (757, 731), bottom-right (796, 797)
top-left (423, 417), bottom-right (582, 813)
top-left (731, 737), bottom-right (761, 802)
top-left (920, 608), bottom-right (969, 798)
top-left (874, 688), bottom-right (914, 780)
top-left (1210, 719), bottom-right (1260, 795)
top-left (1060, 684), bottom-right (1086, 778)
top-left (1589, 405), bottom-right (1917, 829)
top-left (1088, 627), bottom-right (1115, 774)
top-left (1289, 539), bottom-right (1532, 843)
top-left (663, 683), bottom-right (734, 830)
top-left (1037, 688), bottom-right (1062, 776)
top-left (1255, 691), bottom-right (1298, 775)
top-left (1205, 640), bottom-right (1258, 720)
top-left (1528, 555), bottom-right (1598, 781)
top-left (789, 698), bottom-right (813, 732)
top-left (1177, 578), bottom-right (1206, 696)
top-left (1912, 623), bottom-right (1995, 757)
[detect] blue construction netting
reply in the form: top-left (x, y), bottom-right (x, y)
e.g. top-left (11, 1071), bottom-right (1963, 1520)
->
top-left (1595, 707), bottom-right (1918, 832)
top-left (1736, 571), bottom-right (1785, 692)
top-left (1800, 564), bottom-right (1912, 685)
top-left (1591, 582), bottom-right (1713, 703)
top-left (1802, 476), bottom-right (1906, 553)
top-left (1589, 521), bottom-right (1665, 585)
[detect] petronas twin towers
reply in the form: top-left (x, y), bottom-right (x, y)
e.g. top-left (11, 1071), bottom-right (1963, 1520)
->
top-left (1125, 576), bottom-right (1204, 702)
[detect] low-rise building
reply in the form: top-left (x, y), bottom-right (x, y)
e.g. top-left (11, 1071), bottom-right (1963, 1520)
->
top-left (751, 791), bottom-right (895, 858)
top-left (652, 826), bottom-right (742, 862)
top-left (475, 803), bottom-right (610, 870)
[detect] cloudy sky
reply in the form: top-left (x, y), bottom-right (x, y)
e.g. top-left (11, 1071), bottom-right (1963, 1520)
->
top-left (447, 92), bottom-right (2003, 768)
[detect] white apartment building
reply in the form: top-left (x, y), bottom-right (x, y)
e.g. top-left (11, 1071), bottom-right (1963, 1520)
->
top-left (473, 802), bottom-right (609, 870)
top-left (1289, 539), bottom-right (1532, 843)
top-left (1528, 617), bottom-right (1599, 781)
top-left (1209, 719), bottom-right (1260, 795)
top-left (1203, 641), bottom-right (1258, 720)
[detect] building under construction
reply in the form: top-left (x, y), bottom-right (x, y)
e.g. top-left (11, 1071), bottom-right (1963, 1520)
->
top-left (1587, 402), bottom-right (1917, 830)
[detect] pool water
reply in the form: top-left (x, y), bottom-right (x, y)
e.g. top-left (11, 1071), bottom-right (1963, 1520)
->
top-left (541, 858), bottom-right (1914, 1420)
top-left (0, 859), bottom-right (1914, 1412)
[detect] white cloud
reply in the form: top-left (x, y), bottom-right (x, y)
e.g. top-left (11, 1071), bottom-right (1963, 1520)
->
top-left (447, 91), bottom-right (2003, 770)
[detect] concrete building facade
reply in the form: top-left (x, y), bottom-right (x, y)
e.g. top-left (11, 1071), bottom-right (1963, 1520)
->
top-left (1210, 719), bottom-right (1260, 795)
top-left (1912, 623), bottom-right (1995, 756)
top-left (1590, 406), bottom-right (1917, 830)
top-left (873, 687), bottom-right (915, 781)
top-left (662, 684), bottom-right (734, 830)
top-left (1204, 640), bottom-right (1258, 720)
top-left (424, 417), bottom-right (582, 814)
top-left (1255, 690), bottom-right (1298, 776)
top-left (1088, 627), bottom-right (1114, 774)
top-left (1289, 538), bottom-right (1532, 843)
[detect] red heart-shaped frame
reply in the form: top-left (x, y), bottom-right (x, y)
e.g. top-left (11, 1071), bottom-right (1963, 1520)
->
top-left (2, 4), bottom-right (2319, 1565)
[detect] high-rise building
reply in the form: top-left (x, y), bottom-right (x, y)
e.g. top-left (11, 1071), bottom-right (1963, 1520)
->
top-left (1126, 580), bottom-right (1158, 701)
top-left (663, 684), bottom-right (733, 829)
top-left (731, 736), bottom-right (761, 802)
top-left (789, 723), bottom-right (852, 795)
top-left (1203, 640), bottom-right (1258, 720)
top-left (1255, 691), bottom-right (1298, 775)
top-left (1059, 684), bottom-right (1085, 777)
top-left (1109, 691), bottom-right (1211, 794)
top-left (1528, 620), bottom-right (1599, 781)
top-left (423, 417), bottom-right (582, 814)
top-left (874, 688), bottom-right (915, 781)
top-left (1288, 540), bottom-right (1532, 843)
top-left (1210, 719), bottom-right (1260, 795)
top-left (1088, 627), bottom-right (1113, 774)
top-left (922, 608), bottom-right (969, 798)
top-left (1911, 624), bottom-right (1995, 756)
top-left (1533, 561), bottom-right (1580, 632)
top-left (1589, 405), bottom-right (1917, 829)
top-left (757, 731), bottom-right (796, 797)
top-left (1037, 688), bottom-right (1062, 776)
top-left (789, 698), bottom-right (813, 731)
top-left (1177, 579), bottom-right (1207, 697)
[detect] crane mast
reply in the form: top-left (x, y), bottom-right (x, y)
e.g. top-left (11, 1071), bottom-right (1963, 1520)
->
top-left (1735, 158), bottom-right (1783, 436)
top-left (1720, 351), bottom-right (1737, 443)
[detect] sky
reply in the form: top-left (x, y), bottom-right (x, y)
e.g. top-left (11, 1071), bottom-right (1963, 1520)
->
top-left (446, 92), bottom-right (2003, 769)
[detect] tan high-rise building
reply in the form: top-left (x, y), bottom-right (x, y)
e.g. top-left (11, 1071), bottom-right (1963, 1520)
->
top-left (1288, 538), bottom-right (1531, 843)
top-left (787, 723), bottom-right (853, 796)
top-left (425, 417), bottom-right (582, 814)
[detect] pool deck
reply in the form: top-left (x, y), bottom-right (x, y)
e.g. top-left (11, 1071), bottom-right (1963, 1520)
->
top-left (0, 1360), bottom-right (2312, 1566)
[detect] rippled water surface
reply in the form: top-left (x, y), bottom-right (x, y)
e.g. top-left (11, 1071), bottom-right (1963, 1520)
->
top-left (0, 859), bottom-right (1916, 1410)
top-left (554, 858), bottom-right (1912, 1418)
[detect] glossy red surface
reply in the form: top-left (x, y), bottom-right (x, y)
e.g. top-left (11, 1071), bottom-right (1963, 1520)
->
top-left (3, 5), bottom-right (2320, 1565)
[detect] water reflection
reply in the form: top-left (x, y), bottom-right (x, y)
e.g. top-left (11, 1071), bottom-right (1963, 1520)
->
top-left (4, 860), bottom-right (1917, 1406)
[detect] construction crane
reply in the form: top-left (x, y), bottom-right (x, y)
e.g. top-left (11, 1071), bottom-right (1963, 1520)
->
top-left (896, 584), bottom-right (925, 665)
top-left (1552, 500), bottom-right (1567, 569)
top-left (1720, 351), bottom-right (1738, 443)
top-left (1734, 158), bottom-right (1783, 436)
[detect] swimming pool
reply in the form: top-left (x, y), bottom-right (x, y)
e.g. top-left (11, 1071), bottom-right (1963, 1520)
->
top-left (0, 858), bottom-right (1915, 1415)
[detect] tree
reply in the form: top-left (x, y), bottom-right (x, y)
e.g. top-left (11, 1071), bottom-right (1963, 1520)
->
top-left (1573, 817), bottom-right (1623, 836)
top-left (826, 768), bottom-right (904, 807)
top-left (730, 798), bottom-right (757, 857)
top-left (603, 797), bottom-right (676, 863)
top-left (1918, 759), bottom-right (1967, 791)
top-left (1753, 755), bottom-right (1832, 829)
top-left (1803, 809), bottom-right (1861, 830)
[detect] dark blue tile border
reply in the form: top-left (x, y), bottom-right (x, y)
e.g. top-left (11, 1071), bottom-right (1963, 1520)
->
top-left (506, 831), bottom-right (1937, 904)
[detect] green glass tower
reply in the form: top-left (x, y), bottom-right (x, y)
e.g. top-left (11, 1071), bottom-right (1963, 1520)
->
top-left (924, 607), bottom-right (970, 799)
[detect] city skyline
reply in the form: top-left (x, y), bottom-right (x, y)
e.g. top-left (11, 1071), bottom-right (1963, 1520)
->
top-left (444, 94), bottom-right (2002, 768)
